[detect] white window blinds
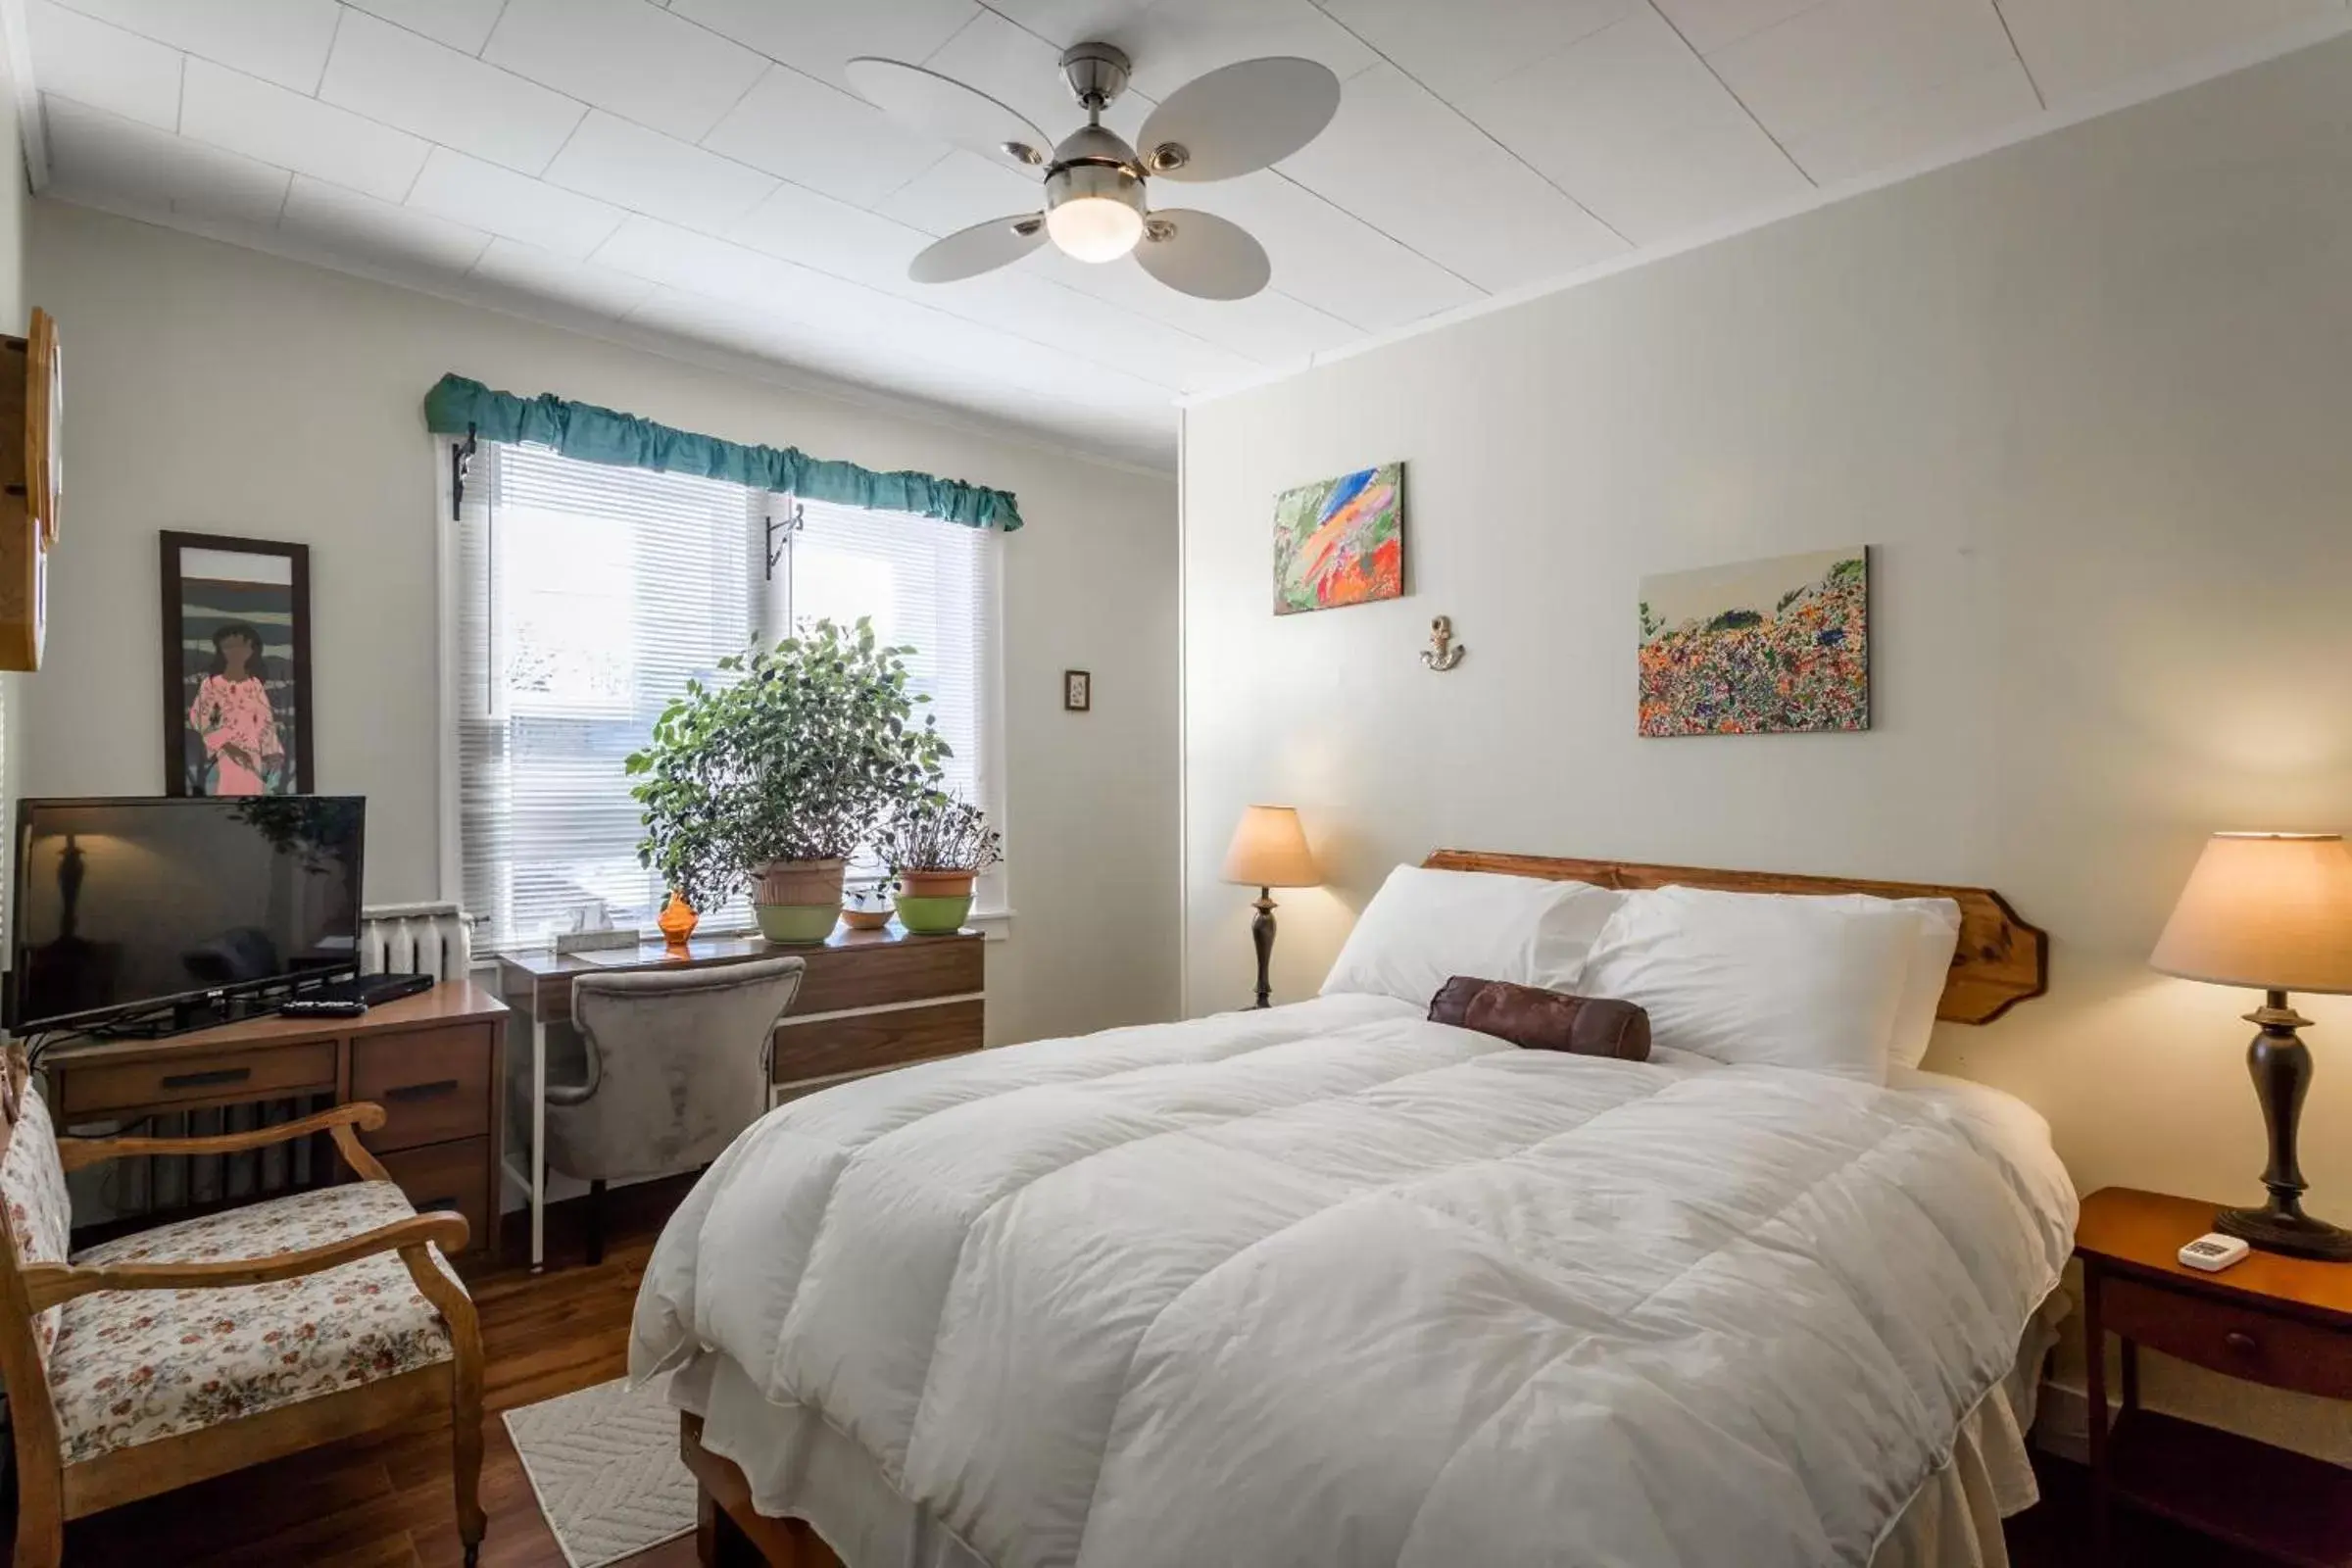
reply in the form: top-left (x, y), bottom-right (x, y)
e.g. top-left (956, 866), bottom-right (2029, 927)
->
top-left (457, 442), bottom-right (1003, 953)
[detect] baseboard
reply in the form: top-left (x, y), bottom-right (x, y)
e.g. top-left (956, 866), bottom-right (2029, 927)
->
top-left (2033, 1376), bottom-right (2090, 1464)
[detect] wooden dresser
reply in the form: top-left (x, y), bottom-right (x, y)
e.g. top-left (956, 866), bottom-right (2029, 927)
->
top-left (497, 926), bottom-right (984, 1267)
top-left (41, 982), bottom-right (508, 1252)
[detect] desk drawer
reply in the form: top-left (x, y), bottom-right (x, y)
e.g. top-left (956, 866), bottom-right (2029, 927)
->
top-left (58, 1043), bottom-right (337, 1119)
top-left (376, 1138), bottom-right (489, 1256)
top-left (352, 1025), bottom-right (493, 1152)
top-left (796, 938), bottom-right (982, 1014)
top-left (2102, 1273), bottom-right (2352, 1399)
top-left (773, 999), bottom-right (983, 1086)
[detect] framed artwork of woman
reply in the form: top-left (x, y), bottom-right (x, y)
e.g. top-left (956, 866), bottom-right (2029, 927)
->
top-left (159, 532), bottom-right (315, 797)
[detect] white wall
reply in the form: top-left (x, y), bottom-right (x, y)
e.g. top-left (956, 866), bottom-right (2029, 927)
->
top-left (25, 202), bottom-right (1180, 1047)
top-left (1184, 38), bottom-right (2352, 1456)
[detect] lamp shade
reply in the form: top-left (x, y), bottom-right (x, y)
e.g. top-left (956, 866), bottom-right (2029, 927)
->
top-left (2151, 832), bottom-right (2352, 994)
top-left (1222, 806), bottom-right (1319, 889)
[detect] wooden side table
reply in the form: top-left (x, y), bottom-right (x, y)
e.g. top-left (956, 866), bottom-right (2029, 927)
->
top-left (2077, 1187), bottom-right (2352, 1565)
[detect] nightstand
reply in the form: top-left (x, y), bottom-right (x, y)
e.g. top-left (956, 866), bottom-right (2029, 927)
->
top-left (2078, 1187), bottom-right (2352, 1566)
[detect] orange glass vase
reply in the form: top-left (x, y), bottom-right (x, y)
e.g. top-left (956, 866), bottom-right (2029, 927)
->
top-left (658, 893), bottom-right (699, 948)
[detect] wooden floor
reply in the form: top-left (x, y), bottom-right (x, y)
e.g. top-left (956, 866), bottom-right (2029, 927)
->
top-left (50, 1176), bottom-right (2251, 1567)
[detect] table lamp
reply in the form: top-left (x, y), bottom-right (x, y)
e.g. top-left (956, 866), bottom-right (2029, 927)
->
top-left (1221, 806), bottom-right (1319, 1009)
top-left (2151, 831), bottom-right (2352, 1261)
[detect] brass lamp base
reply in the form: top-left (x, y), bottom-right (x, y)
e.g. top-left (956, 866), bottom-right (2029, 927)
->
top-left (2224, 991), bottom-right (2352, 1263)
top-left (2216, 1202), bottom-right (2352, 1262)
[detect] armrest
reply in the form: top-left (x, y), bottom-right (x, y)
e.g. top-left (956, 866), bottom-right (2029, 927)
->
top-left (60, 1102), bottom-right (391, 1179)
top-left (19, 1210), bottom-right (469, 1313)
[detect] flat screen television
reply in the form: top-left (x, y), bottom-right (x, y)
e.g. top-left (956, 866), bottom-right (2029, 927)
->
top-left (9, 796), bottom-right (366, 1032)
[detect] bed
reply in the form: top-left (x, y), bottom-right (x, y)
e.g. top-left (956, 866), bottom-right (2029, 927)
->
top-left (632, 853), bottom-right (2074, 1568)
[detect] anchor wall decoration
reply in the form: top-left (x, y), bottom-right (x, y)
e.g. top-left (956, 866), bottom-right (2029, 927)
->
top-left (1420, 615), bottom-right (1465, 672)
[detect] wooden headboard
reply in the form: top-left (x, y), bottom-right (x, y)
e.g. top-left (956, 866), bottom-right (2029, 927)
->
top-left (1422, 850), bottom-right (2049, 1025)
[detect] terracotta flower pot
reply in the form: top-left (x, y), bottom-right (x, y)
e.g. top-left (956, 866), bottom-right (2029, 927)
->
top-left (894, 868), bottom-right (977, 936)
top-left (841, 906), bottom-right (891, 931)
top-left (753, 858), bottom-right (846, 945)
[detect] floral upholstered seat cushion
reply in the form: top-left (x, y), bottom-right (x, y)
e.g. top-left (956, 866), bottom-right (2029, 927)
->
top-left (1, 1076), bottom-right (72, 1361)
top-left (50, 1180), bottom-right (460, 1464)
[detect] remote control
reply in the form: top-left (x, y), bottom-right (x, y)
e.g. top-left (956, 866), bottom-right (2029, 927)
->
top-left (2178, 1233), bottom-right (2250, 1272)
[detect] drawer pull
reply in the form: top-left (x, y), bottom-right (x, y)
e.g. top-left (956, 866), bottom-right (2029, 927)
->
top-left (2225, 1331), bottom-right (2258, 1354)
top-left (160, 1067), bottom-right (250, 1090)
top-left (385, 1079), bottom-right (462, 1102)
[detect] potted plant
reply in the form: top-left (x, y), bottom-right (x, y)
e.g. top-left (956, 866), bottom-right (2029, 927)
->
top-left (627, 618), bottom-right (949, 945)
top-left (874, 792), bottom-right (1002, 936)
top-left (841, 882), bottom-right (893, 932)
top-left (626, 683), bottom-right (747, 948)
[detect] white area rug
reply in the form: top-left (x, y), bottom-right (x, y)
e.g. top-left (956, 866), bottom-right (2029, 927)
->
top-left (504, 1374), bottom-right (696, 1568)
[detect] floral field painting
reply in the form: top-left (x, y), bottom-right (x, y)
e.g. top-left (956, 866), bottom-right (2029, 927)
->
top-left (1273, 462), bottom-right (1403, 614)
top-left (1639, 547), bottom-right (1869, 737)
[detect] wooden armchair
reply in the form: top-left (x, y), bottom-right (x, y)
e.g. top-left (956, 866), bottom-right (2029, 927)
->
top-left (0, 1047), bottom-right (486, 1567)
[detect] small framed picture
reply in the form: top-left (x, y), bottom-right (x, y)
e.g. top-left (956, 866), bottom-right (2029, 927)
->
top-left (1063, 669), bottom-right (1091, 711)
top-left (160, 531), bottom-right (315, 796)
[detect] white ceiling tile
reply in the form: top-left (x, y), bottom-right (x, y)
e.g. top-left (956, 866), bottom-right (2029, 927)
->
top-left (1313, 0), bottom-right (1635, 100)
top-left (983, 0), bottom-right (1379, 99)
top-left (1276, 62), bottom-right (1625, 291)
top-left (1784, 57), bottom-right (2040, 184)
top-left (43, 93), bottom-right (289, 225)
top-left (277, 174), bottom-right (492, 274)
top-left (346, 0), bottom-right (510, 56)
top-left (543, 112), bottom-right (778, 232)
top-left (1026, 246), bottom-right (1360, 363)
top-left (918, 9), bottom-right (1154, 147)
top-left (320, 11), bottom-right (585, 174)
top-left (920, 269), bottom-right (1251, 389)
top-left (1994, 0), bottom-right (2341, 106)
top-left (49, 0), bottom-right (340, 91)
top-left (873, 149), bottom-right (1045, 237)
top-left (1466, 8), bottom-right (1810, 245)
top-left (408, 147), bottom-right (625, 258)
top-left (1649, 0), bottom-right (1828, 55)
top-left (180, 58), bottom-right (430, 203)
top-left (467, 238), bottom-right (658, 318)
top-left (729, 181), bottom-right (932, 289)
top-left (25, 0), bottom-right (181, 131)
top-left (701, 66), bottom-right (949, 209)
top-left (669, 0), bottom-right (979, 93)
top-left (592, 214), bottom-right (807, 304)
top-left (1179, 171), bottom-right (1484, 330)
top-left (482, 0), bottom-right (767, 142)
top-left (1707, 0), bottom-right (2021, 144)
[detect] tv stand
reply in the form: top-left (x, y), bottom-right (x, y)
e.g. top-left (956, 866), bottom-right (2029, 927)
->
top-left (74, 970), bottom-right (360, 1042)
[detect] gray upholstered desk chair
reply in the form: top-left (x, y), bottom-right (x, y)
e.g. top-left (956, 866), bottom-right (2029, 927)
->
top-left (542, 956), bottom-right (805, 1263)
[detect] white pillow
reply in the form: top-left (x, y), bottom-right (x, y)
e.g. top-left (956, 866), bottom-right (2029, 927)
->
top-left (1576, 885), bottom-right (1915, 1081)
top-left (1813, 894), bottom-right (1962, 1071)
top-left (1320, 865), bottom-right (1623, 1008)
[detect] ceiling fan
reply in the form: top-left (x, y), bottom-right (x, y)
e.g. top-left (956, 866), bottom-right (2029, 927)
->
top-left (844, 43), bottom-right (1342, 301)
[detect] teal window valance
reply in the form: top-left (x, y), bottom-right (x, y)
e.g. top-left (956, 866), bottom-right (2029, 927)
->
top-left (422, 373), bottom-right (1022, 532)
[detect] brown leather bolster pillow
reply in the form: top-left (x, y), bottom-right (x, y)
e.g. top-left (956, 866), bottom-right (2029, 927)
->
top-left (1428, 976), bottom-right (1651, 1061)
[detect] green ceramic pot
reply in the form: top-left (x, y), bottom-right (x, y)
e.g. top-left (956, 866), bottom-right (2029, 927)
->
top-left (755, 902), bottom-right (840, 944)
top-left (893, 893), bottom-right (974, 936)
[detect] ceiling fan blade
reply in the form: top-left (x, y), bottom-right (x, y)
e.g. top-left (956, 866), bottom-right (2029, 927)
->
top-left (1138, 58), bottom-right (1342, 183)
top-left (1134, 209), bottom-right (1270, 300)
top-left (844, 58), bottom-right (1053, 172)
top-left (909, 213), bottom-right (1049, 283)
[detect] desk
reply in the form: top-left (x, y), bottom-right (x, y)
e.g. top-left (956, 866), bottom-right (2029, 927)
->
top-left (41, 981), bottom-right (509, 1251)
top-left (497, 926), bottom-right (984, 1269)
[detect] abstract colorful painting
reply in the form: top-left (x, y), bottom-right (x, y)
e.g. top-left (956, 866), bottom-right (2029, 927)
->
top-left (1639, 547), bottom-right (1869, 737)
top-left (1273, 462), bottom-right (1403, 614)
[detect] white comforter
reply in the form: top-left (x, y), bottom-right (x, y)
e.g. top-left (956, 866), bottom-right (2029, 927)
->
top-left (632, 994), bottom-right (2075, 1568)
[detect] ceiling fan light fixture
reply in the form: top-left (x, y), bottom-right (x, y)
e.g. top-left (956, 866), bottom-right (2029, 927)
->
top-left (1044, 161), bottom-right (1146, 263)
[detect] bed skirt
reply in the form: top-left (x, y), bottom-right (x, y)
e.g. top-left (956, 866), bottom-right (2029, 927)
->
top-left (669, 1288), bottom-right (2069, 1568)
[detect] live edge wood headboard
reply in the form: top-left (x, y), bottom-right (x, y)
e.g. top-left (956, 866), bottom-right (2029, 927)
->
top-left (1422, 850), bottom-right (2050, 1026)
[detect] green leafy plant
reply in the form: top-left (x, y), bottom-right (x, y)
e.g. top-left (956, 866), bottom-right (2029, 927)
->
top-left (625, 618), bottom-right (949, 902)
top-left (874, 791), bottom-right (1002, 876)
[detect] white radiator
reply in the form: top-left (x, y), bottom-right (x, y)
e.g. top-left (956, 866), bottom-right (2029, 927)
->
top-left (358, 902), bottom-right (473, 980)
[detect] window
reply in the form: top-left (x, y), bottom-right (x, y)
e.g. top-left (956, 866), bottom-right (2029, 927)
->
top-left (454, 442), bottom-right (1001, 953)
